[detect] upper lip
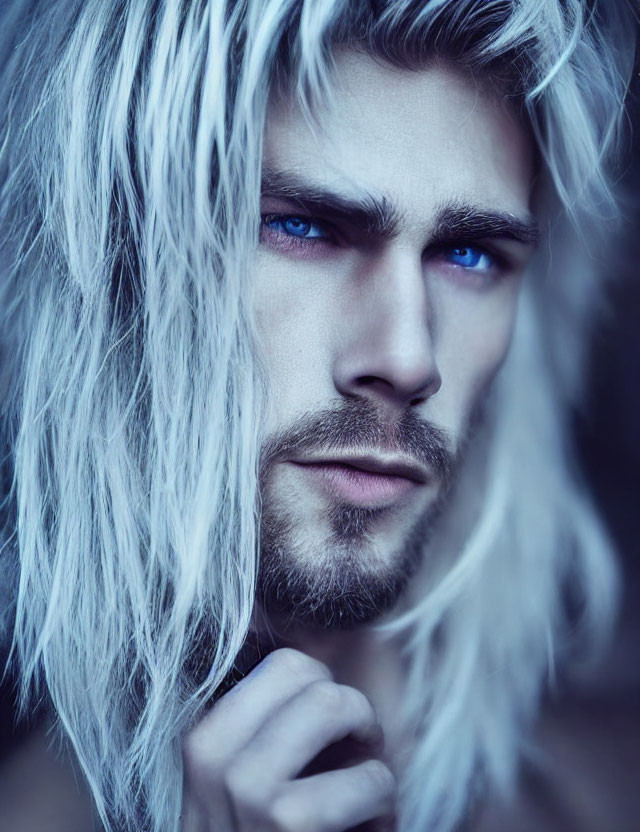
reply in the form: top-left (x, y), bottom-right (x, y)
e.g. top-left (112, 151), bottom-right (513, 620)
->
top-left (291, 454), bottom-right (429, 484)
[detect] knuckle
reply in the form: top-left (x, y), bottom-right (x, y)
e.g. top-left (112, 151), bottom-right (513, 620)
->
top-left (306, 678), bottom-right (344, 710)
top-left (222, 757), bottom-right (257, 806)
top-left (342, 683), bottom-right (374, 717)
top-left (332, 683), bottom-right (377, 731)
top-left (182, 728), bottom-right (220, 783)
top-left (361, 759), bottom-right (397, 797)
top-left (267, 792), bottom-right (314, 832)
top-left (268, 647), bottom-right (331, 682)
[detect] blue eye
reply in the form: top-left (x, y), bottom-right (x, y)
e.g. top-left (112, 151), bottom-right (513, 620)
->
top-left (265, 216), bottom-right (329, 240)
top-left (444, 246), bottom-right (494, 270)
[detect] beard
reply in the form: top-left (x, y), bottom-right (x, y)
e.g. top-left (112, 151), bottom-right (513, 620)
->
top-left (256, 397), bottom-right (457, 632)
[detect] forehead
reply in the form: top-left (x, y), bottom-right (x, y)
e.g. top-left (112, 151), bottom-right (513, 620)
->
top-left (263, 50), bottom-right (534, 229)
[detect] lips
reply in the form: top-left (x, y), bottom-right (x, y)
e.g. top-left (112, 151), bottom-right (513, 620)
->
top-left (289, 454), bottom-right (429, 507)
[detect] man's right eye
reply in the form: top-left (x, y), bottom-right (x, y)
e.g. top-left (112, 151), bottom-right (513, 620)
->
top-left (262, 215), bottom-right (330, 241)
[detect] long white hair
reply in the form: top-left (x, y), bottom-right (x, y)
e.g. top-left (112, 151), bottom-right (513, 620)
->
top-left (0, 2), bottom-right (635, 831)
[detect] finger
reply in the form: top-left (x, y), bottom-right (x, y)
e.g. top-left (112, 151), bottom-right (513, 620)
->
top-left (269, 760), bottom-right (397, 832)
top-left (183, 648), bottom-right (331, 766)
top-left (233, 679), bottom-right (382, 782)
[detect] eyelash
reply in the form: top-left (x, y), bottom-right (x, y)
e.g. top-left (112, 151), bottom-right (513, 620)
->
top-left (260, 213), bottom-right (510, 277)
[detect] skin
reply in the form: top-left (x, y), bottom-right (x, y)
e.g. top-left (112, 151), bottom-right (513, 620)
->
top-left (182, 52), bottom-right (536, 831)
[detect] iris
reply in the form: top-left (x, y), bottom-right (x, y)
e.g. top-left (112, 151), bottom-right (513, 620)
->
top-left (445, 246), bottom-right (492, 270)
top-left (266, 216), bottom-right (328, 239)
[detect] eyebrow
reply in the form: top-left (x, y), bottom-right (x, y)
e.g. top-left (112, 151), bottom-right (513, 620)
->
top-left (431, 202), bottom-right (540, 248)
top-left (261, 167), bottom-right (401, 238)
top-left (261, 167), bottom-right (539, 248)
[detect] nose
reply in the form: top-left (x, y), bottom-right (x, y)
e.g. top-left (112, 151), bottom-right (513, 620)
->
top-left (332, 248), bottom-right (441, 411)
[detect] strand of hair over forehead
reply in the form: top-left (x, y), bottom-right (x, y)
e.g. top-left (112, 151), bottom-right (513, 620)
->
top-left (0, 1), bottom-right (634, 832)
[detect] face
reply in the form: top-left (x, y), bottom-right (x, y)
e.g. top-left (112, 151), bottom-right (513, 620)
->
top-left (252, 52), bottom-right (536, 631)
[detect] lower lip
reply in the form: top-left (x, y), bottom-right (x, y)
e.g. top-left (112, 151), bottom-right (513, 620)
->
top-left (291, 462), bottom-right (420, 507)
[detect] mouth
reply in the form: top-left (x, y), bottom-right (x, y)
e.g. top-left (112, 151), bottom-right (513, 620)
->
top-left (289, 454), bottom-right (429, 507)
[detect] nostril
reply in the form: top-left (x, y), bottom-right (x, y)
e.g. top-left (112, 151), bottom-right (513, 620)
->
top-left (334, 348), bottom-right (441, 409)
top-left (352, 373), bottom-right (437, 408)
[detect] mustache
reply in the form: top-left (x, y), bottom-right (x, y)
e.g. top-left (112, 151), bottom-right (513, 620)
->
top-left (260, 397), bottom-right (455, 479)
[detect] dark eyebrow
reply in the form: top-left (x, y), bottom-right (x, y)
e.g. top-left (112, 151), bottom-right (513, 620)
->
top-left (261, 168), bottom-right (539, 248)
top-left (431, 202), bottom-right (540, 248)
top-left (261, 167), bottom-right (401, 239)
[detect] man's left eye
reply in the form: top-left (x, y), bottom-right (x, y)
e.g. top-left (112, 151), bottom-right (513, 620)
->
top-left (264, 215), bottom-right (329, 240)
top-left (443, 246), bottom-right (494, 270)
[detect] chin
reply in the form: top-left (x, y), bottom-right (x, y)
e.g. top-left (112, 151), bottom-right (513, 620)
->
top-left (257, 498), bottom-right (437, 632)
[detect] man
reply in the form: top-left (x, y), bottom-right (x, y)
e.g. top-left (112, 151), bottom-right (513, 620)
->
top-left (0, 1), bottom-right (635, 831)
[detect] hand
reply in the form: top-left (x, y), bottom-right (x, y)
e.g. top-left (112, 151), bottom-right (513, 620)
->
top-left (181, 647), bottom-right (397, 831)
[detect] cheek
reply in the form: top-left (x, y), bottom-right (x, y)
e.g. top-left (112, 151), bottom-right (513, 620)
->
top-left (251, 253), bottom-right (334, 417)
top-left (469, 304), bottom-right (516, 387)
top-left (436, 285), bottom-right (519, 421)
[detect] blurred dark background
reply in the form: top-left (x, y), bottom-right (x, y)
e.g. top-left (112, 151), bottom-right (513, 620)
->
top-left (477, 61), bottom-right (640, 832)
top-left (0, 53), bottom-right (639, 832)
